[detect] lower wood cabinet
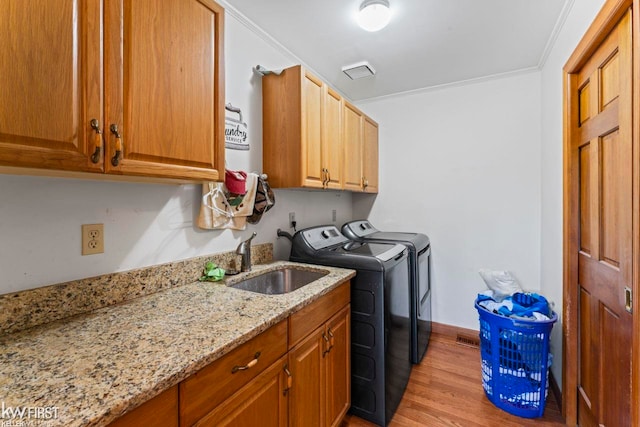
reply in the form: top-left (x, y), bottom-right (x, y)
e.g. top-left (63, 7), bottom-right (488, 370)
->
top-left (289, 305), bottom-right (351, 427)
top-left (289, 327), bottom-right (326, 425)
top-left (108, 281), bottom-right (350, 427)
top-left (179, 320), bottom-right (288, 426)
top-left (194, 355), bottom-right (289, 427)
top-left (107, 386), bottom-right (178, 427)
top-left (325, 306), bottom-right (351, 427)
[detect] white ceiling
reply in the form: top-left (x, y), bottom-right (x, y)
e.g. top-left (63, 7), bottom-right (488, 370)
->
top-left (223, 0), bottom-right (570, 101)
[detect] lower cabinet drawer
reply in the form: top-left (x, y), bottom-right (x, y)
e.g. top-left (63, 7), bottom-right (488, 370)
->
top-left (179, 320), bottom-right (288, 426)
top-left (194, 355), bottom-right (289, 427)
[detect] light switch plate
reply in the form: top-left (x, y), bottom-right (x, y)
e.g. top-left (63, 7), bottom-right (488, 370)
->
top-left (82, 224), bottom-right (104, 255)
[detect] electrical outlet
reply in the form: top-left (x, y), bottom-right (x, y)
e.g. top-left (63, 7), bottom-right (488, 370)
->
top-left (289, 212), bottom-right (296, 228)
top-left (82, 224), bottom-right (104, 255)
top-left (332, 209), bottom-right (337, 222)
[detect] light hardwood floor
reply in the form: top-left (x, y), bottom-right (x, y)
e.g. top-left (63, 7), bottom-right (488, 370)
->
top-left (342, 332), bottom-right (564, 427)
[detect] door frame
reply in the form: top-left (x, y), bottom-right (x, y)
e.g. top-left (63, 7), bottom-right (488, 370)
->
top-left (562, 0), bottom-right (639, 425)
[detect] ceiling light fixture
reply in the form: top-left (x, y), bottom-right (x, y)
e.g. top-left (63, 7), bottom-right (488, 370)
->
top-left (357, 0), bottom-right (392, 32)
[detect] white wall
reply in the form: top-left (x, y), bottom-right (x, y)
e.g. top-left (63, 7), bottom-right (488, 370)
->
top-left (540, 0), bottom-right (606, 386)
top-left (355, 72), bottom-right (542, 330)
top-left (0, 11), bottom-right (352, 294)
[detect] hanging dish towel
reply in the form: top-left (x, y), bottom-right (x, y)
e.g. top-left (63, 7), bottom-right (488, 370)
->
top-left (247, 174), bottom-right (275, 224)
top-left (198, 173), bottom-right (258, 230)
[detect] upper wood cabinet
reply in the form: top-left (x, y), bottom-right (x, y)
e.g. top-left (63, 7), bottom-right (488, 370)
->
top-left (262, 65), bottom-right (379, 192)
top-left (300, 71), bottom-right (325, 188)
top-left (342, 102), bottom-right (364, 192)
top-left (0, 0), bottom-right (103, 173)
top-left (263, 65), bottom-right (343, 190)
top-left (0, 0), bottom-right (225, 182)
top-left (362, 116), bottom-right (379, 193)
top-left (324, 87), bottom-right (344, 189)
top-left (343, 101), bottom-right (379, 193)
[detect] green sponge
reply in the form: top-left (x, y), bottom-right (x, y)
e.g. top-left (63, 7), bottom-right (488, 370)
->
top-left (199, 261), bottom-right (226, 282)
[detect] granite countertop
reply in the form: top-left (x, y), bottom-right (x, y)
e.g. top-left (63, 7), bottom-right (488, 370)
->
top-left (0, 261), bottom-right (355, 427)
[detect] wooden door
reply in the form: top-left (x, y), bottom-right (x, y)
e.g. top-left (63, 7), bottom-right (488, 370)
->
top-left (105, 0), bottom-right (224, 181)
top-left (0, 0), bottom-right (103, 173)
top-left (566, 8), bottom-right (633, 427)
top-left (289, 326), bottom-right (325, 427)
top-left (325, 306), bottom-right (351, 427)
top-left (343, 102), bottom-right (363, 191)
top-left (324, 87), bottom-right (343, 189)
top-left (302, 71), bottom-right (324, 188)
top-left (363, 117), bottom-right (379, 194)
top-left (194, 357), bottom-right (288, 427)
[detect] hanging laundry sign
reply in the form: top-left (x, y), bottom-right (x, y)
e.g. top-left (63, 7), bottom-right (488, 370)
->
top-left (225, 103), bottom-right (249, 150)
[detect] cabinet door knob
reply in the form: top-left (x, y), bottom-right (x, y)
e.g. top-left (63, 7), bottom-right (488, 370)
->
top-left (89, 119), bottom-right (103, 164)
top-left (231, 351), bottom-right (261, 373)
top-left (110, 124), bottom-right (123, 167)
top-left (326, 169), bottom-right (331, 187)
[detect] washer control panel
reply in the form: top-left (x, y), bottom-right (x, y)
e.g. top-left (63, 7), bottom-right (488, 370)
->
top-left (301, 225), bottom-right (350, 250)
top-left (345, 220), bottom-right (378, 237)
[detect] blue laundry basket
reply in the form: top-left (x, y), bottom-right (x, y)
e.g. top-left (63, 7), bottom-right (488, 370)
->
top-left (475, 299), bottom-right (557, 418)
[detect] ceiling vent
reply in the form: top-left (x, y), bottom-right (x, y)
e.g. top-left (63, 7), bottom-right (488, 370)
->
top-left (342, 61), bottom-right (376, 80)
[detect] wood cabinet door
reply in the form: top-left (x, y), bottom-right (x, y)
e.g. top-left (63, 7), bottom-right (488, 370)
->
top-left (343, 102), bottom-right (363, 191)
top-left (0, 0), bottom-right (103, 173)
top-left (363, 117), bottom-right (379, 193)
top-left (105, 0), bottom-right (224, 181)
top-left (324, 87), bottom-right (343, 189)
top-left (195, 356), bottom-right (288, 427)
top-left (325, 305), bottom-right (351, 427)
top-left (302, 71), bottom-right (324, 188)
top-left (566, 8), bottom-right (633, 427)
top-left (289, 327), bottom-right (325, 427)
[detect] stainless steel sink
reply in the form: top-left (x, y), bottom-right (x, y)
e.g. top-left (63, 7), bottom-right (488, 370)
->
top-left (229, 267), bottom-right (328, 295)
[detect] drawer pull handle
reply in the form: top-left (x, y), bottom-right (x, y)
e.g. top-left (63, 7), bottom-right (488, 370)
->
top-left (231, 351), bottom-right (261, 373)
top-left (283, 364), bottom-right (292, 395)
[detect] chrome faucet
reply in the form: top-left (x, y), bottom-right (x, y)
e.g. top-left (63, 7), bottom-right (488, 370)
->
top-left (236, 232), bottom-right (257, 272)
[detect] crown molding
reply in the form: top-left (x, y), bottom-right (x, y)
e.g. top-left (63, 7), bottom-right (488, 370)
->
top-left (357, 66), bottom-right (540, 104)
top-left (538, 0), bottom-right (576, 68)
